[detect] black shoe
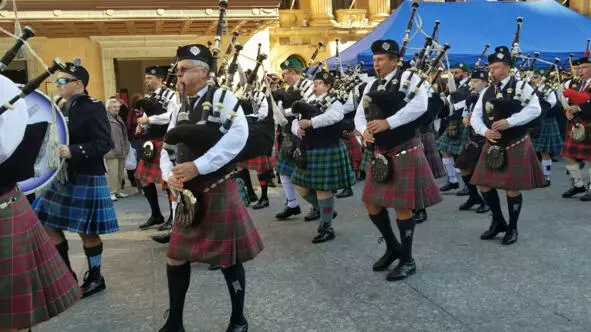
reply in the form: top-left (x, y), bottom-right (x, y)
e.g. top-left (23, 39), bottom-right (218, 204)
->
top-left (247, 193), bottom-right (258, 204)
top-left (304, 208), bottom-right (320, 222)
top-left (562, 186), bottom-right (586, 198)
top-left (268, 180), bottom-right (277, 188)
top-left (208, 264), bottom-right (221, 271)
top-left (275, 205), bottom-right (301, 220)
top-left (543, 180), bottom-right (551, 188)
top-left (475, 203), bottom-right (490, 214)
top-left (501, 229), bottom-right (518, 245)
top-left (580, 191), bottom-right (591, 201)
top-left (157, 215), bottom-right (173, 231)
top-left (226, 320), bottom-right (248, 332)
top-left (456, 186), bottom-right (469, 196)
top-left (480, 222), bottom-right (508, 240)
top-left (81, 270), bottom-right (106, 298)
top-left (139, 216), bottom-right (165, 229)
top-left (152, 232), bottom-right (171, 244)
top-left (336, 188), bottom-right (354, 198)
top-left (413, 209), bottom-right (427, 224)
top-left (312, 226), bottom-right (335, 243)
top-left (459, 197), bottom-right (482, 211)
top-left (386, 259), bottom-right (416, 281)
top-left (252, 198), bottom-right (270, 209)
top-left (158, 310), bottom-right (186, 332)
top-left (440, 182), bottom-right (459, 192)
top-left (372, 247), bottom-right (399, 271)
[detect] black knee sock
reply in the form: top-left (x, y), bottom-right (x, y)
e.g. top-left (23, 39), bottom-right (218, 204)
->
top-left (83, 242), bottom-right (103, 279)
top-left (165, 262), bottom-right (191, 329)
top-left (222, 263), bottom-right (247, 325)
top-left (369, 209), bottom-right (400, 251)
top-left (258, 170), bottom-right (274, 201)
top-left (56, 241), bottom-right (74, 273)
top-left (239, 169), bottom-right (256, 197)
top-left (482, 189), bottom-right (506, 226)
top-left (462, 175), bottom-right (482, 202)
top-left (507, 194), bottom-right (523, 230)
top-left (396, 217), bottom-right (416, 263)
top-left (143, 183), bottom-right (162, 218)
top-left (165, 189), bottom-right (173, 219)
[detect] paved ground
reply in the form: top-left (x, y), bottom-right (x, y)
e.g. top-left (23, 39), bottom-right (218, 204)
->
top-left (38, 162), bottom-right (591, 332)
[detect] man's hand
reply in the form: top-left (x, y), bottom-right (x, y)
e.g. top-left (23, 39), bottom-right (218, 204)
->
top-left (299, 119), bottom-right (312, 130)
top-left (59, 145), bottom-right (71, 159)
top-left (297, 128), bottom-right (306, 137)
top-left (463, 117), bottom-right (470, 127)
top-left (566, 110), bottom-right (575, 120)
top-left (137, 116), bottom-right (149, 125)
top-left (366, 119), bottom-right (390, 135)
top-left (485, 129), bottom-right (502, 144)
top-left (166, 174), bottom-right (183, 193)
top-left (491, 119), bottom-right (510, 131)
top-left (172, 162), bottom-right (199, 182)
top-left (362, 129), bottom-right (375, 144)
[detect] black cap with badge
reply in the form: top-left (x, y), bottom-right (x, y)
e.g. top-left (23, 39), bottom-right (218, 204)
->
top-left (144, 65), bottom-right (167, 78)
top-left (487, 46), bottom-right (513, 66)
top-left (61, 57), bottom-right (89, 87)
top-left (470, 68), bottom-right (489, 81)
top-left (371, 39), bottom-right (400, 57)
top-left (313, 71), bottom-right (335, 86)
top-left (176, 44), bottom-right (212, 66)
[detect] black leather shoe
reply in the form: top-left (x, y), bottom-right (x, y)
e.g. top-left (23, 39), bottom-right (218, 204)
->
top-left (81, 271), bottom-right (106, 298)
top-left (501, 229), bottom-right (518, 245)
top-left (157, 215), bottom-right (173, 231)
top-left (440, 182), bottom-right (459, 192)
top-left (456, 186), bottom-right (469, 196)
top-left (304, 208), bottom-right (320, 222)
top-left (336, 187), bottom-right (354, 198)
top-left (208, 264), bottom-right (221, 271)
top-left (312, 226), bottom-right (335, 243)
top-left (252, 198), bottom-right (269, 209)
top-left (580, 191), bottom-right (591, 201)
top-left (158, 311), bottom-right (186, 332)
top-left (152, 232), bottom-right (171, 244)
top-left (139, 216), bottom-right (165, 229)
top-left (413, 209), bottom-right (427, 224)
top-left (475, 203), bottom-right (490, 214)
top-left (247, 193), bottom-right (258, 204)
top-left (275, 205), bottom-right (301, 220)
top-left (372, 248), bottom-right (399, 271)
top-left (543, 180), bottom-right (551, 188)
top-left (386, 259), bottom-right (416, 281)
top-left (480, 222), bottom-right (508, 240)
top-left (226, 321), bottom-right (248, 332)
top-left (562, 186), bottom-right (586, 198)
top-left (459, 197), bottom-right (482, 211)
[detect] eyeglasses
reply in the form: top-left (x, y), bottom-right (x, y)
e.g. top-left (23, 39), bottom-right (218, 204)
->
top-left (175, 66), bottom-right (200, 75)
top-left (56, 78), bottom-right (79, 85)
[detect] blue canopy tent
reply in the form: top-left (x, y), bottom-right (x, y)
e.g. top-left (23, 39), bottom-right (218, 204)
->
top-left (323, 0), bottom-right (591, 72)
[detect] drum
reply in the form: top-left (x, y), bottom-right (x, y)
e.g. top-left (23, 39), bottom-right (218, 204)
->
top-left (17, 87), bottom-right (68, 195)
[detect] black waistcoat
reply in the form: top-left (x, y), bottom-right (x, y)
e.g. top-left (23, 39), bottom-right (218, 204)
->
top-left (302, 94), bottom-right (342, 149)
top-left (481, 77), bottom-right (528, 144)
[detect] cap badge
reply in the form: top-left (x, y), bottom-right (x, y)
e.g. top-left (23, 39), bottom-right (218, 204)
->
top-left (283, 60), bottom-right (289, 66)
top-left (323, 73), bottom-right (328, 79)
top-left (382, 42), bottom-right (390, 51)
top-left (497, 53), bottom-right (504, 60)
top-left (150, 69), bottom-right (157, 74)
top-left (190, 46), bottom-right (200, 56)
top-left (69, 65), bottom-right (77, 72)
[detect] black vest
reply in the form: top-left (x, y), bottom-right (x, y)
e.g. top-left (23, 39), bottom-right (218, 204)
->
top-left (302, 94), bottom-right (342, 149)
top-left (481, 77), bottom-right (528, 144)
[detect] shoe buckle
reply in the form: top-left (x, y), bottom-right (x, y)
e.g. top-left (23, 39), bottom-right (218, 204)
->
top-left (377, 237), bottom-right (384, 244)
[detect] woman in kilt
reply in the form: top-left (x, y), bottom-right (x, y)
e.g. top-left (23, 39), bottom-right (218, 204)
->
top-left (291, 71), bottom-right (355, 243)
top-left (355, 40), bottom-right (442, 281)
top-left (470, 46), bottom-right (546, 246)
top-left (455, 69), bottom-right (490, 214)
top-left (561, 58), bottom-right (591, 201)
top-left (159, 44), bottom-right (263, 332)
top-left (0, 74), bottom-right (80, 331)
top-left (35, 63), bottom-right (118, 297)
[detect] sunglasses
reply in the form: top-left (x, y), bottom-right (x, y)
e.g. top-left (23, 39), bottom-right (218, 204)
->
top-left (56, 78), bottom-right (79, 85)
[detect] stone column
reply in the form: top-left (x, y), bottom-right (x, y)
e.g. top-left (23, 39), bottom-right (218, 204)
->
top-left (569, 0), bottom-right (591, 16)
top-left (309, 0), bottom-right (335, 26)
top-left (368, 0), bottom-right (390, 24)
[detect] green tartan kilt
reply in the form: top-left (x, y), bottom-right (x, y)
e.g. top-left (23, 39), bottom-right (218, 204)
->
top-left (293, 141), bottom-right (356, 191)
top-left (360, 148), bottom-right (372, 173)
top-left (436, 125), bottom-right (470, 155)
top-left (276, 150), bottom-right (297, 177)
top-left (532, 117), bottom-right (564, 155)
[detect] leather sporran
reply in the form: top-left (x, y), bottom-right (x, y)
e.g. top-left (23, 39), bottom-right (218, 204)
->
top-left (174, 189), bottom-right (200, 228)
top-left (293, 146), bottom-right (307, 169)
top-left (371, 153), bottom-right (391, 183)
top-left (280, 132), bottom-right (297, 155)
top-left (571, 123), bottom-right (587, 143)
top-left (141, 141), bottom-right (156, 162)
top-left (485, 145), bottom-right (505, 170)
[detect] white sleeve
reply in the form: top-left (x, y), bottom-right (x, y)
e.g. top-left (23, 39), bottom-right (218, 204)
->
top-left (193, 91), bottom-right (248, 175)
top-left (255, 93), bottom-right (269, 120)
top-left (0, 75), bottom-right (27, 164)
top-left (159, 103), bottom-right (180, 182)
top-left (546, 88), bottom-right (557, 108)
top-left (311, 100), bottom-right (344, 128)
top-left (470, 90), bottom-right (488, 137)
top-left (342, 91), bottom-right (356, 115)
top-left (354, 80), bottom-right (373, 135)
top-left (506, 82), bottom-right (542, 128)
top-left (291, 117), bottom-right (300, 136)
top-left (386, 71), bottom-right (428, 129)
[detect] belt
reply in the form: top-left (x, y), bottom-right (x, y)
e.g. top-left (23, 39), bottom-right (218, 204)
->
top-left (504, 136), bottom-right (528, 150)
top-left (393, 145), bottom-right (421, 158)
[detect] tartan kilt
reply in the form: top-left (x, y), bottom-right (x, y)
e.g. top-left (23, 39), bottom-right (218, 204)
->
top-left (532, 117), bottom-right (564, 155)
top-left (236, 155), bottom-right (276, 174)
top-left (343, 136), bottom-right (362, 173)
top-left (455, 137), bottom-right (485, 171)
top-left (561, 120), bottom-right (591, 161)
top-left (471, 136), bottom-right (546, 190)
top-left (167, 179), bottom-right (263, 267)
top-left (35, 174), bottom-right (119, 234)
top-left (293, 141), bottom-right (356, 191)
top-left (276, 150), bottom-right (297, 177)
top-left (362, 138), bottom-right (443, 209)
top-left (360, 148), bottom-right (372, 173)
top-left (0, 189), bottom-right (80, 329)
top-left (135, 137), bottom-right (164, 184)
top-left (420, 132), bottom-right (446, 179)
top-left (436, 126), bottom-right (470, 155)
top-left (235, 178), bottom-right (250, 205)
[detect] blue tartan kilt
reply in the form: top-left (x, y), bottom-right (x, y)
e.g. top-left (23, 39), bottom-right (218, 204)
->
top-left (293, 141), bottom-right (356, 191)
top-left (276, 151), bottom-right (297, 177)
top-left (532, 117), bottom-right (564, 155)
top-left (34, 175), bottom-right (119, 235)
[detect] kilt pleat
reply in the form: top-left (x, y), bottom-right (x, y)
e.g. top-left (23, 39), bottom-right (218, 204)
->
top-left (135, 138), bottom-right (164, 184)
top-left (420, 132), bottom-right (446, 179)
top-left (276, 151), bottom-right (297, 177)
top-left (532, 117), bottom-right (564, 155)
top-left (561, 120), bottom-right (591, 161)
top-left (343, 136), bottom-right (362, 173)
top-left (362, 138), bottom-right (443, 209)
top-left (35, 175), bottom-right (119, 235)
top-left (0, 189), bottom-right (80, 329)
top-left (436, 126), bottom-right (470, 155)
top-left (471, 136), bottom-right (546, 190)
top-left (293, 141), bottom-right (356, 191)
top-left (236, 155), bottom-right (276, 174)
top-left (360, 148), bottom-right (372, 173)
top-left (167, 179), bottom-right (263, 267)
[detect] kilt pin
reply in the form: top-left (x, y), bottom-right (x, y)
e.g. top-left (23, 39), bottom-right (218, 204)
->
top-left (362, 138), bottom-right (443, 209)
top-left (292, 140), bottom-right (356, 191)
top-left (419, 131), bottom-right (446, 179)
top-left (135, 137), bottom-right (165, 184)
top-left (167, 179), bottom-right (264, 267)
top-left (532, 117), bottom-right (564, 155)
top-left (0, 189), bottom-right (80, 329)
top-left (471, 136), bottom-right (546, 190)
top-left (343, 135), bottom-right (363, 173)
top-left (436, 126), bottom-right (470, 155)
top-left (561, 120), bottom-right (591, 161)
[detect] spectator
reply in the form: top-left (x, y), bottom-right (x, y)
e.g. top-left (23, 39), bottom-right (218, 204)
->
top-left (104, 97), bottom-right (130, 201)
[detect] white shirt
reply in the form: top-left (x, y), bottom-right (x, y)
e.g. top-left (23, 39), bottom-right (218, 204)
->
top-left (160, 85), bottom-right (248, 181)
top-left (146, 87), bottom-right (180, 125)
top-left (291, 93), bottom-right (344, 136)
top-left (0, 74), bottom-right (28, 165)
top-left (539, 83), bottom-right (557, 108)
top-left (354, 69), bottom-right (428, 135)
top-left (470, 75), bottom-right (541, 137)
top-left (246, 90), bottom-right (269, 121)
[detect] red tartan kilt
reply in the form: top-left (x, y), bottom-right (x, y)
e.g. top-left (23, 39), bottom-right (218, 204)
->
top-left (471, 136), bottom-right (546, 190)
top-left (167, 179), bottom-right (264, 267)
top-left (135, 138), bottom-right (164, 184)
top-left (561, 121), bottom-right (591, 161)
top-left (0, 189), bottom-right (80, 329)
top-left (236, 140), bottom-right (278, 174)
top-left (343, 136), bottom-right (362, 172)
top-left (362, 138), bottom-right (443, 210)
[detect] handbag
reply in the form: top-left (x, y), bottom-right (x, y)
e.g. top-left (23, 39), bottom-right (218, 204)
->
top-left (125, 143), bottom-right (137, 170)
